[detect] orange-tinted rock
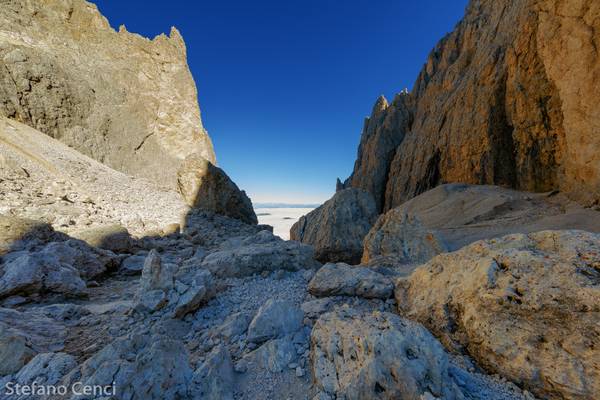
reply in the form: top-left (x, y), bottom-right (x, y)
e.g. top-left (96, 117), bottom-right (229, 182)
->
top-left (345, 0), bottom-right (600, 210)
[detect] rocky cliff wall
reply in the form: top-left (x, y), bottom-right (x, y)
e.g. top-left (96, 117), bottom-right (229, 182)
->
top-left (0, 0), bottom-right (215, 188)
top-left (343, 0), bottom-right (599, 210)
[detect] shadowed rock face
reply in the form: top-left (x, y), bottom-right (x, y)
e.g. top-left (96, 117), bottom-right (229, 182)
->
top-left (177, 153), bottom-right (258, 225)
top-left (343, 0), bottom-right (600, 209)
top-left (344, 94), bottom-right (413, 212)
top-left (290, 189), bottom-right (378, 265)
top-left (0, 0), bottom-right (215, 188)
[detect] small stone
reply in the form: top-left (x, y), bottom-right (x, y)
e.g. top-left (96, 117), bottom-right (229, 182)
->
top-left (246, 342), bottom-right (258, 351)
top-left (295, 366), bottom-right (305, 377)
top-left (234, 359), bottom-right (248, 373)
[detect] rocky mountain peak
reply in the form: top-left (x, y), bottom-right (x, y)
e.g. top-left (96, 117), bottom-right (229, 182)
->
top-left (0, 0), bottom-right (215, 189)
top-left (342, 0), bottom-right (600, 210)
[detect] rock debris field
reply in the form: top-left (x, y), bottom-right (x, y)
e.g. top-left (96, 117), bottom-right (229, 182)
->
top-left (1, 0), bottom-right (599, 399)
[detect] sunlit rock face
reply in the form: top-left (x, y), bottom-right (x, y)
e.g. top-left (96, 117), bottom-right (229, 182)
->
top-left (0, 0), bottom-right (215, 188)
top-left (343, 0), bottom-right (600, 209)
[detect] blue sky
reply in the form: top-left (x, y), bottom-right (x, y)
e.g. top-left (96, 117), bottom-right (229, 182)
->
top-left (91, 0), bottom-right (468, 204)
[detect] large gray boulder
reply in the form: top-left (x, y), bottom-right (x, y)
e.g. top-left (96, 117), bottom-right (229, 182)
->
top-left (396, 230), bottom-right (600, 400)
top-left (65, 335), bottom-right (193, 400)
top-left (308, 263), bottom-right (393, 299)
top-left (177, 153), bottom-right (257, 225)
top-left (290, 188), bottom-right (378, 264)
top-left (0, 240), bottom-right (117, 299)
top-left (192, 345), bottom-right (234, 400)
top-left (0, 307), bottom-right (68, 376)
top-left (200, 230), bottom-right (319, 278)
top-left (311, 308), bottom-right (463, 400)
top-left (0, 0), bottom-right (215, 188)
top-left (12, 352), bottom-right (77, 389)
top-left (244, 335), bottom-right (298, 373)
top-left (247, 299), bottom-right (304, 344)
top-left (0, 334), bottom-right (36, 376)
top-left (134, 250), bottom-right (214, 317)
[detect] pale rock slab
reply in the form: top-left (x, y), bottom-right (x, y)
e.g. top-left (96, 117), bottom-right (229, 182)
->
top-left (396, 230), bottom-right (600, 400)
top-left (311, 308), bottom-right (463, 399)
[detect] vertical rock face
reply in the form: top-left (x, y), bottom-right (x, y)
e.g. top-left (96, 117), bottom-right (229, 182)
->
top-left (177, 153), bottom-right (258, 225)
top-left (290, 188), bottom-right (378, 264)
top-left (344, 0), bottom-right (600, 210)
top-left (344, 94), bottom-right (413, 212)
top-left (0, 0), bottom-right (215, 188)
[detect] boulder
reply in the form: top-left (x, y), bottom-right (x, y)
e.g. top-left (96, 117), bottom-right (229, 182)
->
top-left (135, 250), bottom-right (214, 316)
top-left (173, 268), bottom-right (214, 318)
top-left (200, 230), bottom-right (319, 278)
top-left (13, 352), bottom-right (77, 387)
top-left (0, 240), bottom-right (117, 299)
top-left (177, 153), bottom-right (257, 224)
top-left (0, 334), bottom-right (36, 376)
top-left (120, 255), bottom-right (146, 275)
top-left (247, 299), bottom-right (304, 344)
top-left (70, 224), bottom-right (134, 253)
top-left (213, 312), bottom-right (252, 341)
top-left (395, 230), bottom-right (600, 400)
top-left (0, 307), bottom-right (68, 376)
top-left (290, 188), bottom-right (378, 264)
top-left (66, 335), bottom-right (193, 400)
top-left (0, 215), bottom-right (61, 255)
top-left (362, 211), bottom-right (448, 265)
top-left (311, 308), bottom-right (462, 399)
top-left (308, 263), bottom-right (393, 299)
top-left (0, 252), bottom-right (86, 299)
top-left (0, 0), bottom-right (215, 188)
top-left (301, 298), bottom-right (334, 319)
top-left (192, 345), bottom-right (234, 400)
top-left (138, 250), bottom-right (175, 293)
top-left (245, 335), bottom-right (298, 373)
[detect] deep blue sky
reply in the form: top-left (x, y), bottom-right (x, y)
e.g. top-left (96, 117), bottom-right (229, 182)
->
top-left (91, 0), bottom-right (468, 203)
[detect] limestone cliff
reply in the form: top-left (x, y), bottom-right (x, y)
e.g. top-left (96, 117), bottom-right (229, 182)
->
top-left (343, 0), bottom-right (600, 210)
top-left (0, 0), bottom-right (215, 188)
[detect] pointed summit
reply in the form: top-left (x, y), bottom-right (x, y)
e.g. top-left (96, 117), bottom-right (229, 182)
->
top-left (372, 95), bottom-right (389, 115)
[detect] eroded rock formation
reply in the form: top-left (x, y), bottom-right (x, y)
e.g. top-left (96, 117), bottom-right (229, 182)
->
top-left (290, 188), bottom-right (377, 264)
top-left (362, 184), bottom-right (600, 266)
top-left (0, 0), bottom-right (215, 188)
top-left (177, 153), bottom-right (258, 225)
top-left (396, 230), bottom-right (600, 400)
top-left (342, 0), bottom-right (600, 210)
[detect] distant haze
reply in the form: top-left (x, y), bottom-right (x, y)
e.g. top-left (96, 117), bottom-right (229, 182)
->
top-left (255, 207), bottom-right (315, 240)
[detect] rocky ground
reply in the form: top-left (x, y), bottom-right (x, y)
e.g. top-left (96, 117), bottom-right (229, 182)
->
top-left (0, 117), bottom-right (550, 400)
top-left (0, 117), bottom-right (186, 236)
top-left (1, 0), bottom-right (599, 399)
top-left (0, 219), bottom-right (543, 399)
